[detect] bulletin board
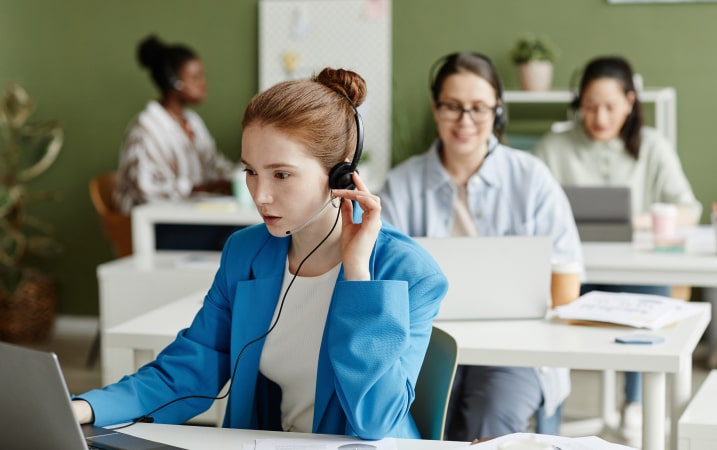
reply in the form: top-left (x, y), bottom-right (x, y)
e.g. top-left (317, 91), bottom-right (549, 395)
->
top-left (259, 0), bottom-right (392, 190)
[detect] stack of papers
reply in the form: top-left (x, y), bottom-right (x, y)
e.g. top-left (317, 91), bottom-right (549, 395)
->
top-left (467, 432), bottom-right (637, 449)
top-left (243, 437), bottom-right (397, 450)
top-left (554, 291), bottom-right (704, 329)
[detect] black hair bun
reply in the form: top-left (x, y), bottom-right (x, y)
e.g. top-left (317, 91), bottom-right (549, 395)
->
top-left (137, 35), bottom-right (165, 69)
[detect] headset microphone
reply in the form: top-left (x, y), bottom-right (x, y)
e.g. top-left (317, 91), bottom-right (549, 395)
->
top-left (285, 196), bottom-right (335, 235)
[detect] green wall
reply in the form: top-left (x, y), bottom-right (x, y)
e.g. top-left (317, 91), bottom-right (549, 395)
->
top-left (1, 0), bottom-right (715, 316)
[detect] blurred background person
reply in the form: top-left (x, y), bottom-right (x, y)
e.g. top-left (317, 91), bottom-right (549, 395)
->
top-left (533, 55), bottom-right (701, 447)
top-left (114, 34), bottom-right (235, 214)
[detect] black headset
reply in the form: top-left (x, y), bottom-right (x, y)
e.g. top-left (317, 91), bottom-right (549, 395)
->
top-left (163, 59), bottom-right (183, 91)
top-left (428, 52), bottom-right (507, 131)
top-left (327, 97), bottom-right (364, 190)
top-left (568, 65), bottom-right (583, 110)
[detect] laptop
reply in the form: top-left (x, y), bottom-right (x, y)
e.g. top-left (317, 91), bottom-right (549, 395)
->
top-left (414, 235), bottom-right (552, 320)
top-left (562, 185), bottom-right (633, 242)
top-left (0, 340), bottom-right (185, 450)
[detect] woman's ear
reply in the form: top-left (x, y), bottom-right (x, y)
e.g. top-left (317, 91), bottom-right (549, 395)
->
top-left (431, 100), bottom-right (441, 123)
top-left (626, 90), bottom-right (636, 110)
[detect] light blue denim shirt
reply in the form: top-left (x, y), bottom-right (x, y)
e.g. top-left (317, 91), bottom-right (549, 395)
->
top-left (379, 135), bottom-right (584, 416)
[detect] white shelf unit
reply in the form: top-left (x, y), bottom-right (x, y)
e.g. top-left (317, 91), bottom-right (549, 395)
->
top-left (503, 87), bottom-right (677, 150)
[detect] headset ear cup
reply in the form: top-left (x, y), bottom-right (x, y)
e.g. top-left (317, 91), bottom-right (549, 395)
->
top-left (493, 104), bottom-right (506, 130)
top-left (328, 162), bottom-right (355, 190)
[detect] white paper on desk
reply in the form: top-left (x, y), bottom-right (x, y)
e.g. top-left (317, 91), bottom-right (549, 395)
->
top-left (465, 432), bottom-right (637, 449)
top-left (554, 291), bottom-right (703, 329)
top-left (246, 437), bottom-right (397, 450)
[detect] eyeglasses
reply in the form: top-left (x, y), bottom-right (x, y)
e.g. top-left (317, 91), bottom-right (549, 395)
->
top-left (436, 102), bottom-right (498, 123)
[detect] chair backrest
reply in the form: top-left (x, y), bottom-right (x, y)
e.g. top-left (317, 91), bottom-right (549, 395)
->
top-left (89, 171), bottom-right (132, 258)
top-left (410, 326), bottom-right (459, 440)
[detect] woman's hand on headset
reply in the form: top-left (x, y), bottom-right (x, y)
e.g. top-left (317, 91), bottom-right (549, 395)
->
top-left (331, 172), bottom-right (381, 281)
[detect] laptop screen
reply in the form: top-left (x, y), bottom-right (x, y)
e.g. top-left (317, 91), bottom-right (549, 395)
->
top-left (415, 236), bottom-right (552, 321)
top-left (0, 341), bottom-right (185, 450)
top-left (562, 185), bottom-right (633, 242)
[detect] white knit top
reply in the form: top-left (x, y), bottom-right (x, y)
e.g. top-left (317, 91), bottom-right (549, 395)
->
top-left (259, 259), bottom-right (341, 432)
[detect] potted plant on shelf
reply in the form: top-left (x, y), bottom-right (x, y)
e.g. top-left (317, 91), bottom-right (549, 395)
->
top-left (0, 82), bottom-right (63, 343)
top-left (510, 34), bottom-right (559, 91)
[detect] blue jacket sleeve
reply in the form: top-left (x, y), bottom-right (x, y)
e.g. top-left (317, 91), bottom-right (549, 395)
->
top-left (326, 229), bottom-right (448, 439)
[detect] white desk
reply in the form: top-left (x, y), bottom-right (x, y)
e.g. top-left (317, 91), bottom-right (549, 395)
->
top-left (582, 235), bottom-right (717, 288)
top-left (434, 306), bottom-right (711, 450)
top-left (131, 199), bottom-right (261, 269)
top-left (679, 370), bottom-right (717, 450)
top-left (104, 291), bottom-right (710, 450)
top-left (119, 423), bottom-right (466, 449)
top-left (98, 252), bottom-right (221, 385)
top-left (583, 228), bottom-right (717, 373)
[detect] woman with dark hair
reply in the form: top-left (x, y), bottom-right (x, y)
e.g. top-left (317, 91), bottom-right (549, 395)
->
top-left (379, 52), bottom-right (583, 441)
top-left (114, 35), bottom-right (235, 214)
top-left (534, 56), bottom-right (701, 446)
top-left (534, 56), bottom-right (700, 229)
top-left (73, 67), bottom-right (448, 440)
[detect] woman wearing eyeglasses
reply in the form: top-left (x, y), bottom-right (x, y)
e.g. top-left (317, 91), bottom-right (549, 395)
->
top-left (379, 52), bottom-right (583, 441)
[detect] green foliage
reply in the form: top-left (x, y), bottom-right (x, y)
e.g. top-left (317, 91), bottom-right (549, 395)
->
top-left (510, 34), bottom-right (559, 65)
top-left (0, 83), bottom-right (63, 293)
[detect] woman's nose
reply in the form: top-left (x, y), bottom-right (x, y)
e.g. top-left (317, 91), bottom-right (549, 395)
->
top-left (251, 178), bottom-right (273, 204)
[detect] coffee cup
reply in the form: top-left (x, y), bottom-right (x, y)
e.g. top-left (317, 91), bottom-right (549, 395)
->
top-left (551, 261), bottom-right (582, 307)
top-left (231, 169), bottom-right (253, 208)
top-left (651, 203), bottom-right (678, 247)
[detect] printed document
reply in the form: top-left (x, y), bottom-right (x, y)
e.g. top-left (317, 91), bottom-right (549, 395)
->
top-left (554, 291), bottom-right (703, 329)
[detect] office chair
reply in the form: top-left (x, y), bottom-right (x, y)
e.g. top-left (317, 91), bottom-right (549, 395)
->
top-left (410, 326), bottom-right (459, 440)
top-left (87, 171), bottom-right (132, 368)
top-left (89, 171), bottom-right (132, 258)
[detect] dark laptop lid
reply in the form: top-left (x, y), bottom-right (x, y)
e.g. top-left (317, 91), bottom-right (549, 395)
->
top-left (562, 185), bottom-right (632, 223)
top-left (562, 185), bottom-right (633, 242)
top-left (0, 341), bottom-right (184, 450)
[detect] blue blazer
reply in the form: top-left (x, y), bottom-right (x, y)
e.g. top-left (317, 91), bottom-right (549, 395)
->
top-left (81, 223), bottom-right (447, 439)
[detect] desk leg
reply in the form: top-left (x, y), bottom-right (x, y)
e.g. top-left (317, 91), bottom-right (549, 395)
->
top-left (600, 370), bottom-right (619, 428)
top-left (643, 372), bottom-right (666, 450)
top-left (131, 210), bottom-right (155, 270)
top-left (705, 287), bottom-right (717, 368)
top-left (671, 358), bottom-right (692, 450)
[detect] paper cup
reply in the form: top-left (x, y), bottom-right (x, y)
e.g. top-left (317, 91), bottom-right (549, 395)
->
top-left (551, 261), bottom-right (582, 307)
top-left (651, 203), bottom-right (678, 246)
top-left (231, 170), bottom-right (253, 208)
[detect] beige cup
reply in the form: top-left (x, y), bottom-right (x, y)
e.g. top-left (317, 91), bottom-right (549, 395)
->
top-left (551, 261), bottom-right (582, 307)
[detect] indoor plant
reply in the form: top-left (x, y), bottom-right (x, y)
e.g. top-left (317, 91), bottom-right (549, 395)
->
top-left (510, 34), bottom-right (558, 91)
top-left (0, 82), bottom-right (63, 343)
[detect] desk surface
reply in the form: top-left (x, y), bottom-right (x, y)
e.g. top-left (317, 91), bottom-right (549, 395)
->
top-left (106, 294), bottom-right (710, 450)
top-left (121, 423), bottom-right (467, 450)
top-left (132, 198), bottom-right (261, 225)
top-left (107, 292), bottom-right (711, 376)
top-left (434, 303), bottom-right (710, 373)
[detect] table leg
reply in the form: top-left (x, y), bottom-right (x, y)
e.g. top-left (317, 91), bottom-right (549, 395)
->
top-left (671, 358), bottom-right (692, 450)
top-left (600, 370), bottom-right (619, 428)
top-left (643, 372), bottom-right (666, 450)
top-left (705, 287), bottom-right (717, 369)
